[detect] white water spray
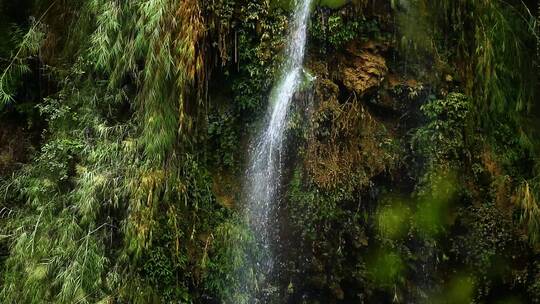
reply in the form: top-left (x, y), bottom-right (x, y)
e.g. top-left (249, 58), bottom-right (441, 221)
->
top-left (245, 0), bottom-right (313, 282)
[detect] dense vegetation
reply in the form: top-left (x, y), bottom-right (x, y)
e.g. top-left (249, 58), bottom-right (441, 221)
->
top-left (0, 0), bottom-right (538, 303)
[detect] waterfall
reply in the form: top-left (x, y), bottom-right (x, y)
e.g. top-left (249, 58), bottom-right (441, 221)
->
top-left (245, 0), bottom-right (313, 295)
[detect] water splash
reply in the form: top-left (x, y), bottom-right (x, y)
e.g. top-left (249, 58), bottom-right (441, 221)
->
top-left (245, 0), bottom-right (313, 290)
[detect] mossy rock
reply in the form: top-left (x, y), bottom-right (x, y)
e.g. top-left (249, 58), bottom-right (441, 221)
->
top-left (338, 42), bottom-right (388, 97)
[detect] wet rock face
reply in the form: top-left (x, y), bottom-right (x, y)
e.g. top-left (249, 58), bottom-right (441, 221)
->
top-left (339, 42), bottom-right (388, 97)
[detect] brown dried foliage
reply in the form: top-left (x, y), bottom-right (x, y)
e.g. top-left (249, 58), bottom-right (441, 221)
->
top-left (304, 80), bottom-right (398, 190)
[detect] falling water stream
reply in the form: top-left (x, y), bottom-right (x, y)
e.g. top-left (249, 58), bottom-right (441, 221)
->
top-left (245, 0), bottom-right (313, 298)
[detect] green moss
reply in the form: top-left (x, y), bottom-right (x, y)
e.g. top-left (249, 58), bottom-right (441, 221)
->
top-left (317, 0), bottom-right (349, 9)
top-left (270, 0), bottom-right (292, 10)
